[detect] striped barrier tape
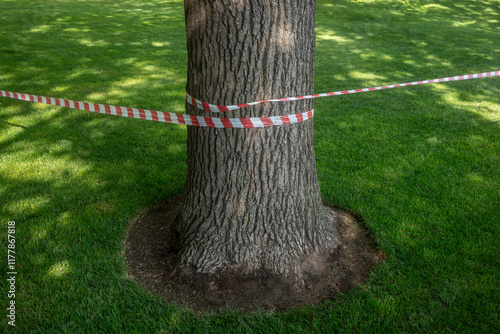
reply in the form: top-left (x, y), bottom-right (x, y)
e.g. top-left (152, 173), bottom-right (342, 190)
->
top-left (0, 90), bottom-right (312, 128)
top-left (186, 71), bottom-right (500, 112)
top-left (1, 71), bottom-right (498, 128)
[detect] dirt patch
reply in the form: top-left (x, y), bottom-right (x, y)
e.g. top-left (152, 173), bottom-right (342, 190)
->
top-left (124, 197), bottom-right (384, 313)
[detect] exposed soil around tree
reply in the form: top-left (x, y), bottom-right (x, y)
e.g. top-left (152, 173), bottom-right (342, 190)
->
top-left (124, 196), bottom-right (384, 313)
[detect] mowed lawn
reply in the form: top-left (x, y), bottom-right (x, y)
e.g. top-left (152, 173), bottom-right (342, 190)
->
top-left (0, 0), bottom-right (498, 333)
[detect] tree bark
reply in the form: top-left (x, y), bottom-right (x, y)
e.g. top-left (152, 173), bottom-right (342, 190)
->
top-left (175, 0), bottom-right (340, 280)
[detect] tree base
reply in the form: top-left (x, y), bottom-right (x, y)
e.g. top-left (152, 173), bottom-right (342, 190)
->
top-left (124, 197), bottom-right (385, 312)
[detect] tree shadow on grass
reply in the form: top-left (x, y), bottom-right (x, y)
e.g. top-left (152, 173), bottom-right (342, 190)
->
top-left (0, 1), bottom-right (191, 331)
top-left (0, 0), bottom-right (498, 331)
top-left (312, 1), bottom-right (499, 331)
top-left (314, 0), bottom-right (500, 237)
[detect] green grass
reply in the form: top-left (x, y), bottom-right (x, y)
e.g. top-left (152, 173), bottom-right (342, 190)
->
top-left (0, 0), bottom-right (499, 332)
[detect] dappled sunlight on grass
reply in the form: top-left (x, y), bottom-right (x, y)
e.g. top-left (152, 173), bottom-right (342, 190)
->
top-left (151, 41), bottom-right (171, 47)
top-left (420, 4), bottom-right (452, 13)
top-left (6, 195), bottom-right (51, 216)
top-left (348, 70), bottom-right (386, 82)
top-left (77, 39), bottom-right (111, 47)
top-left (52, 85), bottom-right (70, 93)
top-left (46, 260), bottom-right (71, 278)
top-left (316, 30), bottom-right (352, 43)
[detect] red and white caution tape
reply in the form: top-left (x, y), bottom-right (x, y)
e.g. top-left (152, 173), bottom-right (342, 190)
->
top-left (0, 90), bottom-right (313, 128)
top-left (186, 71), bottom-right (500, 112)
top-left (1, 70), bottom-right (498, 128)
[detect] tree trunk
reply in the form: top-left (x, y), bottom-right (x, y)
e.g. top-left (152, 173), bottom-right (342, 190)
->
top-left (175, 0), bottom-right (340, 280)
